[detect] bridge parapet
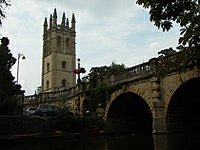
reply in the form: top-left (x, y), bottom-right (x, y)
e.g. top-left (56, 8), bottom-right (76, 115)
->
top-left (24, 82), bottom-right (89, 105)
top-left (101, 58), bottom-right (158, 85)
top-left (24, 94), bottom-right (39, 105)
top-left (100, 48), bottom-right (199, 86)
top-left (42, 83), bottom-right (89, 102)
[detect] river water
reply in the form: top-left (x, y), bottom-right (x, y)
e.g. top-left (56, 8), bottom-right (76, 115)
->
top-left (2, 132), bottom-right (200, 150)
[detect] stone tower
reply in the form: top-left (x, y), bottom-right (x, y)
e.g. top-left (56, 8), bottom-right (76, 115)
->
top-left (41, 9), bottom-right (76, 92)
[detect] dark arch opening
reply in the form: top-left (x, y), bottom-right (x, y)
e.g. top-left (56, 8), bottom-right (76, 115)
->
top-left (106, 92), bottom-right (153, 134)
top-left (167, 77), bottom-right (200, 132)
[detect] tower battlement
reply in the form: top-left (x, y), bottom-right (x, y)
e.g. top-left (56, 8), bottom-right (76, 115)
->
top-left (43, 8), bottom-right (76, 34)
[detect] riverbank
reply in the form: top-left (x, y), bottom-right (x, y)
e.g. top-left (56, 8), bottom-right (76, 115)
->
top-left (0, 115), bottom-right (49, 135)
top-left (0, 132), bottom-right (81, 143)
top-left (0, 115), bottom-right (104, 134)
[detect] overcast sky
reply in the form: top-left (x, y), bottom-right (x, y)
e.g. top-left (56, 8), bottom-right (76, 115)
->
top-left (0, 0), bottom-right (180, 95)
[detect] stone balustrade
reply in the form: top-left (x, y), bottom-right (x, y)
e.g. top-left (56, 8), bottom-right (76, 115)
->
top-left (24, 94), bottom-right (39, 105)
top-left (24, 82), bottom-right (89, 105)
top-left (98, 58), bottom-right (158, 86)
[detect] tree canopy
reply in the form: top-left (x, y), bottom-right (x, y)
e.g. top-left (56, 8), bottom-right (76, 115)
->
top-left (88, 62), bottom-right (126, 88)
top-left (0, 37), bottom-right (24, 114)
top-left (88, 62), bottom-right (126, 78)
top-left (85, 62), bottom-right (125, 115)
top-left (136, 0), bottom-right (200, 48)
top-left (0, 0), bottom-right (10, 26)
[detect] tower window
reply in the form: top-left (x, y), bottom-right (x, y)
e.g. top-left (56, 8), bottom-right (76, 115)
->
top-left (62, 61), bottom-right (66, 69)
top-left (46, 80), bottom-right (49, 89)
top-left (47, 63), bottom-right (50, 72)
top-left (46, 38), bottom-right (51, 56)
top-left (62, 79), bottom-right (66, 87)
top-left (46, 40), bottom-right (49, 56)
top-left (66, 38), bottom-right (70, 52)
top-left (57, 36), bottom-right (61, 52)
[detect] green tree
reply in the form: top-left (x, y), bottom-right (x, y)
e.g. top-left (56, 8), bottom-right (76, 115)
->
top-left (0, 37), bottom-right (24, 115)
top-left (136, 0), bottom-right (200, 48)
top-left (0, 0), bottom-right (10, 26)
top-left (88, 61), bottom-right (126, 88)
top-left (86, 62), bottom-right (125, 115)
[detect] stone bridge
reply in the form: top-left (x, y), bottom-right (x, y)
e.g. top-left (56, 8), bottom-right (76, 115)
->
top-left (24, 49), bottom-right (200, 134)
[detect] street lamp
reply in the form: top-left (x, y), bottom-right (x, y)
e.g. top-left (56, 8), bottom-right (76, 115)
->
top-left (73, 58), bottom-right (86, 84)
top-left (77, 58), bottom-right (81, 83)
top-left (16, 53), bottom-right (25, 84)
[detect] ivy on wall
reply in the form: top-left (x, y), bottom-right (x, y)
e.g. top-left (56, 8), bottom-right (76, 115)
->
top-left (86, 83), bottom-right (122, 115)
top-left (85, 62), bottom-right (125, 115)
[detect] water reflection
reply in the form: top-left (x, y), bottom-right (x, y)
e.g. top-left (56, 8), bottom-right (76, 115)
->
top-left (2, 134), bottom-right (154, 150)
top-left (105, 134), bottom-right (154, 150)
top-left (1, 132), bottom-right (200, 150)
top-left (154, 131), bottom-right (200, 150)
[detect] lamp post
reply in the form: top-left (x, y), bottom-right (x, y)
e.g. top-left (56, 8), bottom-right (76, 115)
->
top-left (16, 53), bottom-right (25, 84)
top-left (77, 58), bottom-right (81, 83)
top-left (73, 58), bottom-right (86, 84)
top-left (72, 58), bottom-right (86, 116)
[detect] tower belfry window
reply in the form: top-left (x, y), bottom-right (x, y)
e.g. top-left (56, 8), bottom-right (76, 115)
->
top-left (46, 80), bottom-right (49, 89)
top-left (57, 36), bottom-right (61, 52)
top-left (66, 38), bottom-right (70, 52)
top-left (47, 63), bottom-right (50, 72)
top-left (46, 39), bottom-right (51, 56)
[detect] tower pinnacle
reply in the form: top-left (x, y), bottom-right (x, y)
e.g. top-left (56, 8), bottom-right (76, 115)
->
top-left (66, 18), bottom-right (69, 28)
top-left (52, 8), bottom-right (57, 27)
top-left (71, 13), bottom-right (76, 31)
top-left (43, 17), bottom-right (48, 34)
top-left (49, 14), bottom-right (52, 29)
top-left (71, 13), bottom-right (76, 23)
top-left (61, 12), bottom-right (66, 28)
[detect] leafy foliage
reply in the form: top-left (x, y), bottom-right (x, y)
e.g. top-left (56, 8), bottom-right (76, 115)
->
top-left (88, 61), bottom-right (126, 88)
top-left (0, 37), bottom-right (24, 115)
top-left (158, 47), bottom-right (176, 56)
top-left (136, 0), bottom-right (200, 47)
top-left (86, 62), bottom-right (125, 115)
top-left (157, 47), bottom-right (200, 77)
top-left (0, 0), bottom-right (10, 26)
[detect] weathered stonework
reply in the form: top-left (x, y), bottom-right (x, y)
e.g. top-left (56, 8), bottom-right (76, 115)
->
top-left (41, 9), bottom-right (76, 93)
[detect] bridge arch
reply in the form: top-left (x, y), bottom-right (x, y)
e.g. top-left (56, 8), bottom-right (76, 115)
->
top-left (167, 77), bottom-right (200, 132)
top-left (105, 92), bottom-right (153, 133)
